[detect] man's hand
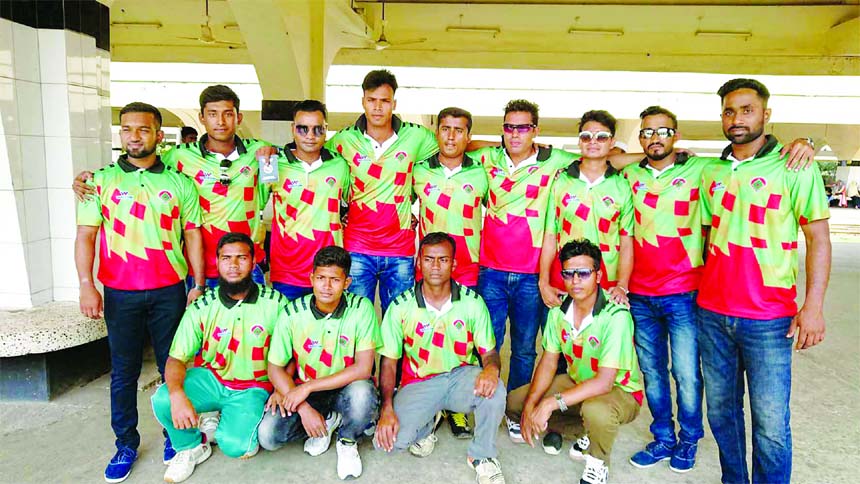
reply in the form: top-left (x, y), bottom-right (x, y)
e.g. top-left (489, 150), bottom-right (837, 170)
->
top-left (539, 282), bottom-right (563, 308)
top-left (186, 287), bottom-right (204, 306)
top-left (374, 406), bottom-right (400, 452)
top-left (780, 139), bottom-right (815, 171)
top-left (607, 286), bottom-right (630, 307)
top-left (169, 391), bottom-right (198, 430)
top-left (283, 383), bottom-right (312, 413)
top-left (521, 399), bottom-right (554, 447)
top-left (72, 171), bottom-right (95, 201)
top-left (787, 305), bottom-right (825, 350)
top-left (675, 147), bottom-right (698, 158)
top-left (265, 391), bottom-right (287, 417)
top-left (79, 283), bottom-right (103, 319)
top-left (474, 368), bottom-right (499, 399)
top-left (256, 146), bottom-right (279, 159)
top-left (297, 404), bottom-right (327, 438)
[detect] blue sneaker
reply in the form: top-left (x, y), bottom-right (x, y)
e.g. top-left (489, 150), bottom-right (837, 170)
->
top-left (629, 441), bottom-right (674, 468)
top-left (163, 436), bottom-right (177, 465)
top-left (104, 446), bottom-right (137, 483)
top-left (669, 441), bottom-right (697, 473)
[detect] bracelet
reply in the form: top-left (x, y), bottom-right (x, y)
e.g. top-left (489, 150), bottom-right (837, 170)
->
top-left (616, 286), bottom-right (629, 294)
top-left (554, 393), bottom-right (568, 412)
top-left (804, 137), bottom-right (815, 149)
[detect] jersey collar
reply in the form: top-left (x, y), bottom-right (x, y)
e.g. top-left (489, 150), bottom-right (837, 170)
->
top-left (310, 295), bottom-right (347, 320)
top-left (565, 159), bottom-right (619, 178)
top-left (638, 151), bottom-right (691, 169)
top-left (217, 283), bottom-right (260, 308)
top-left (414, 280), bottom-right (462, 309)
top-left (198, 134), bottom-right (247, 158)
top-left (559, 288), bottom-right (608, 317)
top-left (354, 114), bottom-right (403, 134)
top-left (498, 141), bottom-right (554, 163)
top-left (425, 153), bottom-right (476, 170)
top-left (117, 155), bottom-right (166, 173)
top-left (282, 143), bottom-right (336, 164)
top-left (720, 134), bottom-right (779, 161)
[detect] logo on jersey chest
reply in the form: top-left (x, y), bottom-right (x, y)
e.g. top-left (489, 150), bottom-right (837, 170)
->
top-left (489, 167), bottom-right (503, 178)
top-left (339, 335), bottom-right (351, 347)
top-left (239, 166), bottom-right (252, 177)
top-left (415, 321), bottom-right (432, 337)
top-left (562, 193), bottom-right (579, 207)
top-left (462, 184), bottom-right (474, 193)
top-left (250, 324), bottom-right (266, 337)
top-left (284, 179), bottom-right (303, 192)
top-left (303, 338), bottom-right (323, 353)
top-left (325, 176), bottom-right (337, 186)
top-left (601, 195), bottom-right (616, 208)
top-left (452, 319), bottom-right (465, 330)
top-left (632, 180), bottom-right (647, 194)
top-left (116, 190), bottom-right (134, 202)
top-left (395, 151), bottom-right (408, 161)
top-left (353, 153), bottom-right (370, 165)
top-left (158, 190), bottom-right (173, 202)
top-left (424, 183), bottom-right (440, 196)
top-left (527, 166), bottom-right (539, 174)
top-left (750, 177), bottom-right (768, 191)
top-left (671, 177), bottom-right (687, 188)
top-left (709, 181), bottom-right (726, 196)
top-left (587, 335), bottom-right (601, 349)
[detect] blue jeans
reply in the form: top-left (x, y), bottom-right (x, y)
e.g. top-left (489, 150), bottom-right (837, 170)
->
top-left (629, 291), bottom-right (704, 447)
top-left (103, 282), bottom-right (186, 450)
top-left (348, 253), bottom-right (414, 315)
top-left (698, 307), bottom-right (793, 484)
top-left (185, 265), bottom-right (265, 291)
top-left (271, 282), bottom-right (314, 301)
top-left (257, 379), bottom-right (379, 448)
top-left (477, 266), bottom-right (547, 391)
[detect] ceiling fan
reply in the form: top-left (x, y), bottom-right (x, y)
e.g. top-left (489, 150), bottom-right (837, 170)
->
top-left (344, 0), bottom-right (425, 51)
top-left (177, 0), bottom-right (243, 46)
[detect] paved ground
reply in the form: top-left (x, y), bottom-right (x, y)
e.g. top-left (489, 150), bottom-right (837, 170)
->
top-left (1, 239), bottom-right (858, 484)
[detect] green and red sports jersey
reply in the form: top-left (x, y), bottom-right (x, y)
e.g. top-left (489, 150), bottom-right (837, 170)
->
top-left (161, 135), bottom-right (270, 278)
top-left (76, 157), bottom-right (202, 290)
top-left (379, 282), bottom-right (495, 386)
top-left (169, 284), bottom-right (288, 391)
top-left (326, 115), bottom-right (438, 257)
top-left (545, 160), bottom-right (633, 289)
top-left (622, 154), bottom-right (708, 296)
top-left (543, 290), bottom-right (644, 404)
top-left (267, 292), bottom-right (379, 383)
top-left (260, 147), bottom-right (350, 287)
top-left (473, 145), bottom-right (576, 274)
top-left (698, 136), bottom-right (830, 319)
top-left (412, 154), bottom-right (488, 286)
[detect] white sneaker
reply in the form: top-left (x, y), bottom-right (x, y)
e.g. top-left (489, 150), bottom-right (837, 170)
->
top-left (336, 439), bottom-right (362, 480)
top-left (505, 416), bottom-right (524, 444)
top-left (581, 454), bottom-right (609, 484)
top-left (163, 441), bottom-right (212, 483)
top-left (198, 412), bottom-right (220, 445)
top-left (304, 412), bottom-right (342, 456)
top-left (408, 432), bottom-right (438, 457)
top-left (569, 434), bottom-right (591, 460)
top-left (468, 457), bottom-right (506, 484)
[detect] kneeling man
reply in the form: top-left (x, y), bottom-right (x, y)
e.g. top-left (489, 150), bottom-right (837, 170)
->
top-left (506, 239), bottom-right (643, 484)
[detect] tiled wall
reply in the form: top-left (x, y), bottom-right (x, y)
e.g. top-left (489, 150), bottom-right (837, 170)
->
top-left (0, 1), bottom-right (111, 309)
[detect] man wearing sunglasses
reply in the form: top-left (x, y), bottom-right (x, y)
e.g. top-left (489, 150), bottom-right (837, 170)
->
top-left (540, 110), bottom-right (634, 314)
top-left (507, 239), bottom-right (642, 484)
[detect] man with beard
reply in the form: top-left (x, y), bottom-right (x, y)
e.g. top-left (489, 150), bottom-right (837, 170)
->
top-left (75, 102), bottom-right (205, 483)
top-left (698, 78), bottom-right (831, 484)
top-left (151, 233), bottom-right (289, 483)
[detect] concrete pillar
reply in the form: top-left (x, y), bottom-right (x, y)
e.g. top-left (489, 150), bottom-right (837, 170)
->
top-left (823, 124), bottom-right (860, 161)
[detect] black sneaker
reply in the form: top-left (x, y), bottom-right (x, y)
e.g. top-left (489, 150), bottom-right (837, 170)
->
top-left (542, 432), bottom-right (563, 455)
top-left (446, 411), bottom-right (473, 439)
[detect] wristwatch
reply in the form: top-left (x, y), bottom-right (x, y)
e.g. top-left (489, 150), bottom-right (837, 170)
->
top-left (554, 393), bottom-right (568, 412)
top-left (194, 284), bottom-right (207, 292)
top-left (804, 137), bottom-right (815, 149)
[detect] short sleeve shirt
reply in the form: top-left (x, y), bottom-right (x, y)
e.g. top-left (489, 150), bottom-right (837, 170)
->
top-left (698, 136), bottom-right (830, 319)
top-left (76, 156), bottom-right (202, 290)
top-left (379, 282), bottom-right (495, 386)
top-left (169, 284), bottom-right (288, 391)
top-left (326, 115), bottom-right (438, 257)
top-left (268, 292), bottom-right (379, 383)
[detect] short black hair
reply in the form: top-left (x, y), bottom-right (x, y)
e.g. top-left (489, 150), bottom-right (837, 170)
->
top-left (717, 78), bottom-right (770, 105)
top-left (180, 126), bottom-right (198, 138)
top-left (199, 84), bottom-right (241, 113)
top-left (217, 232), bottom-right (254, 259)
top-left (504, 99), bottom-right (539, 126)
top-left (639, 105), bottom-right (678, 129)
top-left (559, 239), bottom-right (601, 270)
top-left (578, 110), bottom-right (617, 136)
top-left (437, 107), bottom-right (473, 132)
top-left (313, 246), bottom-right (351, 275)
top-left (293, 99), bottom-right (328, 120)
top-left (119, 102), bottom-right (162, 129)
top-left (419, 232), bottom-right (456, 258)
top-left (362, 69), bottom-right (398, 93)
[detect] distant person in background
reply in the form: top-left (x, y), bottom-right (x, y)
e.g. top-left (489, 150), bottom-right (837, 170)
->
top-left (846, 180), bottom-right (860, 209)
top-left (180, 126), bottom-right (198, 144)
top-left (830, 179), bottom-right (847, 207)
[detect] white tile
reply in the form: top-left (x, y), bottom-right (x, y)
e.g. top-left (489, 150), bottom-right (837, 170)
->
top-left (68, 84), bottom-right (86, 138)
top-left (15, 79), bottom-right (44, 136)
top-left (53, 286), bottom-right (78, 302)
top-left (82, 35), bottom-right (97, 89)
top-left (41, 83), bottom-right (71, 137)
top-left (37, 29), bottom-right (67, 84)
top-left (102, 140), bottom-right (113, 166)
top-left (71, 136), bottom-right (90, 174)
top-left (0, 76), bottom-right (18, 136)
top-left (47, 187), bottom-right (76, 238)
top-left (14, 189), bottom-right (26, 241)
top-left (84, 87), bottom-right (100, 138)
top-left (100, 95), bottom-right (111, 140)
top-left (87, 138), bottom-right (101, 172)
top-left (51, 237), bottom-right (78, 288)
top-left (0, 19), bottom-right (13, 79)
top-left (19, 135), bottom-right (46, 189)
top-left (3, 135), bottom-right (23, 189)
top-left (44, 135), bottom-right (74, 189)
top-left (30, 288), bottom-right (53, 306)
top-left (97, 50), bottom-right (110, 94)
top-left (0, 292), bottom-right (34, 310)
top-left (22, 188), bottom-right (50, 242)
top-left (0, 190), bottom-right (24, 244)
top-left (25, 238), bottom-right (53, 292)
top-left (0, 136), bottom-right (11, 190)
top-left (65, 31), bottom-right (83, 87)
top-left (11, 23), bottom-right (39, 83)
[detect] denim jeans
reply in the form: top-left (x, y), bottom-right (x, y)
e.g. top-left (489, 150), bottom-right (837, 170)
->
top-left (103, 282), bottom-right (186, 450)
top-left (348, 252), bottom-right (414, 315)
top-left (271, 282), bottom-right (314, 301)
top-left (477, 266), bottom-right (547, 391)
top-left (629, 291), bottom-right (704, 447)
top-left (257, 379), bottom-right (379, 449)
top-left (698, 307), bottom-right (793, 484)
top-left (185, 264), bottom-right (265, 291)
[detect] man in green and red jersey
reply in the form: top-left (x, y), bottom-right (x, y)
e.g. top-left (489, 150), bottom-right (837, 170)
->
top-left (325, 70), bottom-right (438, 314)
top-left (259, 246), bottom-right (379, 480)
top-left (258, 100), bottom-right (350, 301)
top-left (75, 85), bottom-right (271, 290)
top-left (507, 239), bottom-right (642, 484)
top-left (698, 78), bottom-right (831, 484)
top-left (470, 99), bottom-right (577, 399)
top-left (75, 102), bottom-right (204, 483)
top-left (152, 233), bottom-right (289, 483)
top-left (539, 110), bottom-right (633, 312)
top-left (375, 233), bottom-right (506, 484)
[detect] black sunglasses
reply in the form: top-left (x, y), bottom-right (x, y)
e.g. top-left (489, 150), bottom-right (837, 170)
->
top-left (560, 268), bottom-right (596, 280)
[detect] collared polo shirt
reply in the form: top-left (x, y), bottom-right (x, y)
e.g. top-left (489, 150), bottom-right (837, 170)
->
top-left (170, 284), bottom-right (288, 391)
top-left (379, 282), bottom-right (495, 386)
top-left (76, 156), bottom-right (202, 290)
top-left (268, 291), bottom-right (379, 383)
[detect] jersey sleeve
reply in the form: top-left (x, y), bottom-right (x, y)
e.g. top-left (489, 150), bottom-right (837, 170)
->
top-left (415, 126), bottom-right (440, 161)
top-left (168, 304), bottom-right (204, 361)
top-left (596, 309), bottom-right (637, 372)
top-left (618, 179), bottom-right (634, 237)
top-left (378, 303), bottom-right (405, 359)
top-left (541, 308), bottom-right (563, 353)
top-left (76, 177), bottom-right (103, 227)
top-left (354, 297), bottom-right (381, 352)
top-left (178, 175), bottom-right (203, 230)
top-left (789, 162), bottom-right (830, 225)
top-left (470, 297), bottom-right (496, 355)
top-left (267, 309), bottom-right (294, 367)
